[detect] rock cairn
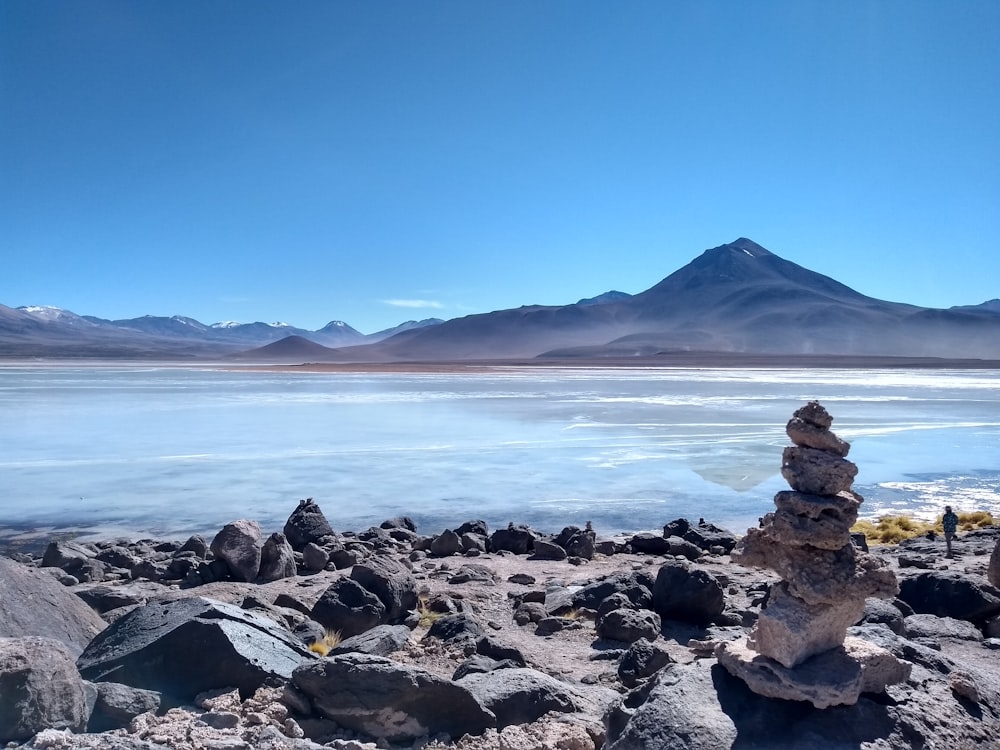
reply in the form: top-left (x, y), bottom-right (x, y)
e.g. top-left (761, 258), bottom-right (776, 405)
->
top-left (715, 401), bottom-right (911, 708)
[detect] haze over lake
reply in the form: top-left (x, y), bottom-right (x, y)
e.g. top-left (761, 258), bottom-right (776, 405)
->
top-left (2, 365), bottom-right (998, 545)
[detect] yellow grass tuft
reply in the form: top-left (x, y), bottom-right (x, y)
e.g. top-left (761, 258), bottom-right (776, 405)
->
top-left (417, 596), bottom-right (444, 628)
top-left (851, 511), bottom-right (995, 545)
top-left (307, 628), bottom-right (343, 657)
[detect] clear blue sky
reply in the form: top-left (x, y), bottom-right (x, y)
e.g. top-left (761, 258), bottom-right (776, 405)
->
top-left (2, 1), bottom-right (998, 333)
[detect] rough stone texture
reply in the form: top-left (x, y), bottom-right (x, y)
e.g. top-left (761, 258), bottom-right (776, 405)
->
top-left (77, 596), bottom-right (314, 701)
top-left (747, 582), bottom-right (866, 668)
top-left (595, 607), bottom-right (661, 644)
top-left (209, 519), bottom-right (263, 583)
top-left (721, 402), bottom-right (906, 708)
top-left (310, 576), bottom-right (386, 638)
top-left (292, 652), bottom-right (495, 742)
top-left (898, 570), bottom-right (1000, 622)
top-left (990, 539), bottom-right (1000, 588)
top-left (489, 525), bottom-right (536, 555)
top-left (605, 662), bottom-right (738, 750)
top-left (327, 624), bottom-right (412, 657)
top-left (715, 635), bottom-right (911, 709)
top-left (456, 668), bottom-right (579, 728)
top-left (87, 681), bottom-right (162, 732)
top-left (781, 446), bottom-right (858, 495)
top-left (904, 613), bottom-right (984, 642)
top-left (0, 556), bottom-right (107, 658)
top-left (283, 498), bottom-right (335, 551)
top-left (769, 490), bottom-right (861, 549)
top-left (0, 636), bottom-right (89, 744)
top-left (733, 529), bottom-right (898, 605)
top-left (532, 538), bottom-right (568, 561)
top-left (786, 416), bottom-right (851, 456)
top-left (860, 597), bottom-right (906, 635)
top-left (792, 400), bottom-right (834, 430)
top-left (257, 532), bottom-right (297, 583)
top-left (301, 542), bottom-right (329, 572)
top-left (617, 640), bottom-right (673, 688)
top-left (430, 529), bottom-right (462, 557)
top-left (350, 555), bottom-right (418, 623)
top-left (650, 559), bottom-right (724, 625)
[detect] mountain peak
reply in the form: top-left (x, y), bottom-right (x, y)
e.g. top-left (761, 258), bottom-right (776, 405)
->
top-left (715, 237), bottom-right (773, 258)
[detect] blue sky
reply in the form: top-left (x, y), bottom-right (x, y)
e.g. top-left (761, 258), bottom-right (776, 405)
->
top-left (2, 1), bottom-right (997, 333)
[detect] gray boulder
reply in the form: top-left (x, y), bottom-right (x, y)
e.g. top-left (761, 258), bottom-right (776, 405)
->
top-left (532, 538), bottom-right (568, 560)
top-left (310, 577), bottom-right (386, 638)
top-left (283, 497), bottom-right (336, 550)
top-left (489, 524), bottom-right (536, 554)
top-left (0, 557), bottom-right (107, 658)
top-left (456, 667), bottom-right (578, 728)
top-left (77, 596), bottom-right (313, 701)
top-left (257, 532), bottom-right (297, 583)
top-left (898, 570), bottom-right (1000, 622)
top-left (87, 681), bottom-right (162, 732)
top-left (0, 636), bottom-right (89, 744)
top-left (328, 624), bottom-right (412, 657)
top-left (351, 556), bottom-right (417, 622)
top-left (209, 519), bottom-right (262, 583)
top-left (617, 640), bottom-right (673, 688)
top-left (990, 538), bottom-right (1000, 588)
top-left (904, 613), bottom-right (984, 642)
top-left (651, 559), bottom-right (725, 625)
top-left (596, 608), bottom-right (661, 643)
top-left (292, 652), bottom-right (495, 742)
top-left (430, 529), bottom-right (462, 557)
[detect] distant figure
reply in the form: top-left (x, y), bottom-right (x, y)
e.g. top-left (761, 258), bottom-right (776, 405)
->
top-left (942, 505), bottom-right (960, 558)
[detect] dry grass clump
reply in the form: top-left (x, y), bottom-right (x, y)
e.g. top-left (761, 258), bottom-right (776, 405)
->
top-left (417, 596), bottom-right (445, 628)
top-left (307, 628), bottom-right (343, 656)
top-left (852, 511), bottom-right (995, 545)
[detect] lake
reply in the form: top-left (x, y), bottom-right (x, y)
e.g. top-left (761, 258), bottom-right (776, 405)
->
top-left (1, 364), bottom-right (998, 546)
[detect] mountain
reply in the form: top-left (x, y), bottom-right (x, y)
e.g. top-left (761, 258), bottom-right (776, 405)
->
top-left (0, 306), bottom-right (436, 358)
top-left (5, 239), bottom-right (999, 361)
top-left (227, 335), bottom-right (345, 362)
top-left (336, 238), bottom-right (1000, 361)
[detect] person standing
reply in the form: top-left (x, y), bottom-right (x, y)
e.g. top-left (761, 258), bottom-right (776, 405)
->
top-left (942, 505), bottom-right (960, 558)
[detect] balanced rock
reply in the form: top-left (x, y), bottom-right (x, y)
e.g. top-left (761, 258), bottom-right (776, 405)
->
top-left (720, 402), bottom-right (907, 706)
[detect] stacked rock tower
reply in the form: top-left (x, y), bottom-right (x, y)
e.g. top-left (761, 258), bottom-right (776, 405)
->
top-left (716, 401), bottom-right (910, 708)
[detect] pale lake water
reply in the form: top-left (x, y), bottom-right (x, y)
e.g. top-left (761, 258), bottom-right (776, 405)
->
top-left (1, 364), bottom-right (999, 546)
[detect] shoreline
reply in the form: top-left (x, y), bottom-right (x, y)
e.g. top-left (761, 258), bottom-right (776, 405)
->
top-left (4, 353), bottom-right (1000, 374)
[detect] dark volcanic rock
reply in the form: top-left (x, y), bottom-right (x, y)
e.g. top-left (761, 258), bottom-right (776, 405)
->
top-left (351, 556), bottom-right (418, 622)
top-left (596, 608), bottom-right (661, 644)
top-left (292, 652), bottom-right (495, 742)
top-left (618, 639), bottom-right (673, 688)
top-left (456, 668), bottom-right (578, 728)
top-left (209, 519), bottom-right (262, 583)
top-left (328, 624), bottom-right (412, 657)
top-left (898, 571), bottom-right (1000, 623)
top-left (651, 559), bottom-right (725, 625)
top-left (87, 681), bottom-right (162, 732)
top-left (0, 557), bottom-right (107, 658)
top-left (490, 524), bottom-right (536, 555)
top-left (77, 597), bottom-right (314, 701)
top-left (257, 532), bottom-right (297, 583)
top-left (0, 636), bottom-right (89, 744)
top-left (310, 577), bottom-right (387, 638)
top-left (283, 498), bottom-right (336, 550)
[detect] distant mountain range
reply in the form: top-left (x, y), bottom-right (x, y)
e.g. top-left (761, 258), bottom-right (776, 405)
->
top-left (4, 238), bottom-right (999, 361)
top-left (0, 304), bottom-right (442, 359)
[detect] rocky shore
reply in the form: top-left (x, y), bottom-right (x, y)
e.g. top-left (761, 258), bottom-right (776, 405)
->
top-left (3, 404), bottom-right (1000, 750)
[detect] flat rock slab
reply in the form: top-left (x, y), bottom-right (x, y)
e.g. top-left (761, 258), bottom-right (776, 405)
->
top-left (292, 652), bottom-right (495, 742)
top-left (77, 596), bottom-right (314, 701)
top-left (715, 635), bottom-right (911, 709)
top-left (0, 557), bottom-right (107, 658)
